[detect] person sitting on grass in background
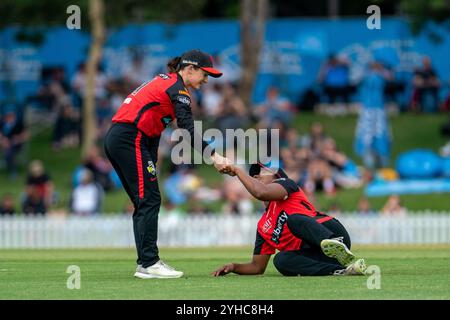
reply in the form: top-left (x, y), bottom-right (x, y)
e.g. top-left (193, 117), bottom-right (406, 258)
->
top-left (382, 194), bottom-right (407, 217)
top-left (26, 160), bottom-right (54, 210)
top-left (1, 109), bottom-right (29, 180)
top-left (212, 162), bottom-right (367, 277)
top-left (22, 187), bottom-right (47, 215)
top-left (0, 193), bottom-right (15, 215)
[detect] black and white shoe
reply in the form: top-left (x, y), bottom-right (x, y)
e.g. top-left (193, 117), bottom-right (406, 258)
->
top-left (333, 259), bottom-right (367, 276)
top-left (321, 237), bottom-right (357, 267)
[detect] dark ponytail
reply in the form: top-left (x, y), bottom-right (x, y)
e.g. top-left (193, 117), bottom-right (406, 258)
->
top-left (167, 56), bottom-right (181, 73)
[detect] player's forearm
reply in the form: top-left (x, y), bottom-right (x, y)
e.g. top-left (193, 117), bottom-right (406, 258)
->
top-left (234, 167), bottom-right (267, 199)
top-left (175, 105), bottom-right (214, 157)
top-left (231, 262), bottom-right (265, 275)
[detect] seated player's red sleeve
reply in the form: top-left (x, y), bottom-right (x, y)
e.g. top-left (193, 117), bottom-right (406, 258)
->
top-left (253, 231), bottom-right (275, 255)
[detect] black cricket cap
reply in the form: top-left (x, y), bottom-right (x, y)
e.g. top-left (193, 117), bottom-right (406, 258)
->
top-left (180, 49), bottom-right (223, 78)
top-left (249, 162), bottom-right (288, 179)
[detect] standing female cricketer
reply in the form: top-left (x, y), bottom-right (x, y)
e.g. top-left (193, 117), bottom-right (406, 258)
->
top-left (213, 162), bottom-right (367, 277)
top-left (104, 49), bottom-right (230, 279)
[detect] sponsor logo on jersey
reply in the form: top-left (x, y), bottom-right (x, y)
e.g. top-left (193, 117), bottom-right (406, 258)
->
top-left (271, 211), bottom-right (288, 244)
top-left (177, 95), bottom-right (191, 106)
top-left (262, 218), bottom-right (272, 233)
top-left (146, 161), bottom-right (156, 176)
top-left (123, 97), bottom-right (132, 104)
top-left (158, 73), bottom-right (170, 80)
top-left (178, 90), bottom-right (190, 96)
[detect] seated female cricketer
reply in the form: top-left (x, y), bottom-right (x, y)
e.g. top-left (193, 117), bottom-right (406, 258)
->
top-left (212, 162), bottom-right (367, 277)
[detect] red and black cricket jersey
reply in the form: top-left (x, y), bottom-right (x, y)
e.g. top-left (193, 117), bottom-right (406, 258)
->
top-left (254, 178), bottom-right (333, 255)
top-left (112, 72), bottom-right (211, 153)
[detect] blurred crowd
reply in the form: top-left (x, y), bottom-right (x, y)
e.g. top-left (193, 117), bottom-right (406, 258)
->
top-left (0, 51), bottom-right (449, 216)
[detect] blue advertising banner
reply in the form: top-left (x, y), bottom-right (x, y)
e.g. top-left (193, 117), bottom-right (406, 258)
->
top-left (1, 18), bottom-right (449, 106)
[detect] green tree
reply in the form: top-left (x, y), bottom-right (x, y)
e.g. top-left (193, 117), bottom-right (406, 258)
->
top-left (83, 0), bottom-right (105, 157)
top-left (239, 0), bottom-right (268, 109)
top-left (399, 0), bottom-right (450, 35)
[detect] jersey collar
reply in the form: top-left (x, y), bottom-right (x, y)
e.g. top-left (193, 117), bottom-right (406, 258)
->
top-left (176, 72), bottom-right (186, 86)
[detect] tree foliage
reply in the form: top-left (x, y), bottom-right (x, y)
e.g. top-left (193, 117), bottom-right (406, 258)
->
top-left (0, 0), bottom-right (228, 29)
top-left (400, 0), bottom-right (450, 34)
top-left (0, 0), bottom-right (88, 28)
top-left (1, 0), bottom-right (448, 32)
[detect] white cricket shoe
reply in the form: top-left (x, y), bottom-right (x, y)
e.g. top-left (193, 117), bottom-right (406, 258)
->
top-left (333, 258), bottom-right (367, 276)
top-left (320, 237), bottom-right (357, 267)
top-left (134, 260), bottom-right (183, 279)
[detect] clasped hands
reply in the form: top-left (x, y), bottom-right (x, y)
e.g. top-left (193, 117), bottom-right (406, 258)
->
top-left (211, 153), bottom-right (236, 176)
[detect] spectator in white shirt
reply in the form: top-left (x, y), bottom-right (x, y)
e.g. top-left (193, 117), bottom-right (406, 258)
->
top-left (70, 169), bottom-right (104, 215)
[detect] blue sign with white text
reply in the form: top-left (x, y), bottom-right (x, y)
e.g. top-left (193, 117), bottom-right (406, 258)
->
top-left (1, 18), bottom-right (449, 106)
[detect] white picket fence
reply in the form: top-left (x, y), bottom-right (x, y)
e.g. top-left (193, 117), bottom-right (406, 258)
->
top-left (0, 212), bottom-right (449, 248)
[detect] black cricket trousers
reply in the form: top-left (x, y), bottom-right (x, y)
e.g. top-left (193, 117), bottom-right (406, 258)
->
top-left (104, 123), bottom-right (161, 268)
top-left (273, 214), bottom-right (351, 276)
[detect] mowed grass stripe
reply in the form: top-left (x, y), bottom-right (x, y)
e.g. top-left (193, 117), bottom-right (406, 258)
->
top-left (0, 246), bottom-right (449, 300)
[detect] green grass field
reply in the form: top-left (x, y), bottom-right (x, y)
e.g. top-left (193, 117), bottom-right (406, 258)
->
top-left (1, 245), bottom-right (449, 300)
